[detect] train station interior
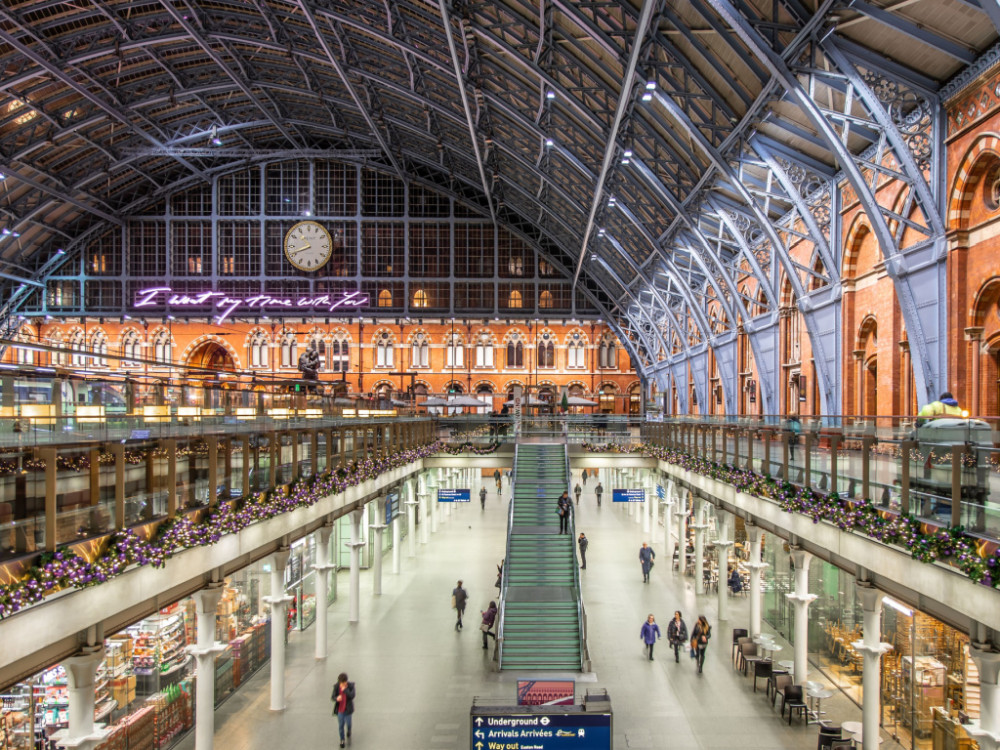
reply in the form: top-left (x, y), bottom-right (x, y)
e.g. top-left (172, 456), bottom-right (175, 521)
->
top-left (1, 1), bottom-right (1000, 750)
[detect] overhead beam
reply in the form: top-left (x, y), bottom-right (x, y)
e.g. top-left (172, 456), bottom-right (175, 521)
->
top-left (571, 0), bottom-right (660, 287)
top-left (438, 0), bottom-right (496, 224)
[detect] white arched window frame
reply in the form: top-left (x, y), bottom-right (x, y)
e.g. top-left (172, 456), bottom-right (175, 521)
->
top-left (69, 331), bottom-right (86, 367)
top-left (121, 331), bottom-right (141, 367)
top-left (48, 335), bottom-right (65, 366)
top-left (153, 331), bottom-right (172, 365)
top-left (249, 332), bottom-right (269, 369)
top-left (475, 335), bottom-right (493, 368)
top-left (330, 336), bottom-right (350, 373)
top-left (567, 339), bottom-right (586, 368)
top-left (446, 335), bottom-right (464, 368)
top-left (280, 333), bottom-right (297, 368)
top-left (308, 334), bottom-right (326, 372)
top-left (411, 334), bottom-right (429, 368)
top-left (599, 339), bottom-right (617, 369)
top-left (15, 328), bottom-right (33, 365)
top-left (375, 333), bottom-right (394, 368)
top-left (90, 331), bottom-right (108, 368)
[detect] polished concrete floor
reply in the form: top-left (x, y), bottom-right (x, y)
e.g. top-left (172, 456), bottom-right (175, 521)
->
top-left (179, 475), bottom-right (896, 750)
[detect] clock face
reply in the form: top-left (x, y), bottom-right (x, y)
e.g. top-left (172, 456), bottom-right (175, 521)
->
top-left (284, 221), bottom-right (332, 271)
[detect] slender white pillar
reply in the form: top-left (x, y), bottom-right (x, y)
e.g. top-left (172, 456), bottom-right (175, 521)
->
top-left (745, 523), bottom-right (768, 638)
top-left (786, 547), bottom-right (816, 686)
top-left (348, 510), bottom-right (364, 623)
top-left (441, 468), bottom-right (451, 519)
top-left (419, 487), bottom-right (430, 544)
top-left (372, 501), bottom-right (386, 596)
top-left (635, 470), bottom-right (643, 525)
top-left (968, 645), bottom-right (1000, 750)
top-left (673, 492), bottom-right (687, 575)
top-left (641, 471), bottom-right (651, 532)
top-left (430, 471), bottom-right (440, 533)
top-left (263, 547), bottom-right (293, 711)
top-left (405, 490), bottom-right (418, 557)
top-left (853, 584), bottom-right (892, 750)
top-left (53, 644), bottom-right (111, 750)
top-left (391, 504), bottom-right (401, 574)
top-left (715, 512), bottom-right (733, 623)
top-left (692, 498), bottom-right (708, 595)
top-left (187, 584), bottom-right (227, 750)
top-left (314, 523), bottom-right (334, 660)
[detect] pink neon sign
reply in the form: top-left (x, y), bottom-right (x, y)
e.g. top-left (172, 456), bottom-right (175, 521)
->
top-left (134, 287), bottom-right (369, 325)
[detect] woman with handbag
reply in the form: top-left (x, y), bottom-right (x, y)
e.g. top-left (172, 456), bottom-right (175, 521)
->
top-left (691, 615), bottom-right (711, 674)
top-left (666, 611), bottom-right (688, 663)
top-left (480, 601), bottom-right (498, 649)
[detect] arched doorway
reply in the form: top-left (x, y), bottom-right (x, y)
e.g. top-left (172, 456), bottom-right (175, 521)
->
top-left (864, 356), bottom-right (878, 417)
top-left (185, 340), bottom-right (236, 410)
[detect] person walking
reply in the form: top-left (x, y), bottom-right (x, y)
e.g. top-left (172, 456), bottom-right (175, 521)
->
top-left (595, 482), bottom-right (603, 507)
top-left (479, 485), bottom-right (487, 510)
top-left (574, 482), bottom-right (582, 505)
top-left (581, 468), bottom-right (588, 487)
top-left (640, 614), bottom-right (661, 661)
top-left (495, 559), bottom-right (504, 589)
top-left (577, 532), bottom-right (588, 570)
top-left (639, 542), bottom-right (655, 583)
top-left (557, 491), bottom-right (571, 535)
top-left (787, 415), bottom-right (802, 461)
top-left (493, 468), bottom-right (501, 485)
top-left (480, 600), bottom-right (498, 650)
top-left (496, 477), bottom-right (502, 497)
top-left (666, 611), bottom-right (688, 663)
top-left (452, 580), bottom-right (468, 630)
top-left (691, 615), bottom-right (711, 674)
top-left (331, 672), bottom-right (356, 748)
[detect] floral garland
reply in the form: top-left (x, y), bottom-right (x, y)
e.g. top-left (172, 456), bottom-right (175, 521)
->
top-left (582, 441), bottom-right (1000, 589)
top-left (440, 442), bottom-right (501, 455)
top-left (0, 442), bottom-right (443, 619)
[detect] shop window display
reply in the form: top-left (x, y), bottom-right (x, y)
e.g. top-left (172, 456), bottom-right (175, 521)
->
top-left (761, 539), bottom-right (976, 750)
top-left (0, 562), bottom-right (272, 750)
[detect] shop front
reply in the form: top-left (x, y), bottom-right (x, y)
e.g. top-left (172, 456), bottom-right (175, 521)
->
top-left (761, 541), bottom-right (980, 750)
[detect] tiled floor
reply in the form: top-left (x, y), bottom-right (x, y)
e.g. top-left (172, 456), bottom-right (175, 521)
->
top-left (178, 477), bottom-right (898, 750)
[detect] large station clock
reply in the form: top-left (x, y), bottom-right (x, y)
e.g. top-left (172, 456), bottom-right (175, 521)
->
top-left (284, 221), bottom-right (332, 271)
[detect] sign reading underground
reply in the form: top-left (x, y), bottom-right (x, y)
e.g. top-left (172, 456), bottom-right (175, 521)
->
top-left (470, 713), bottom-right (612, 750)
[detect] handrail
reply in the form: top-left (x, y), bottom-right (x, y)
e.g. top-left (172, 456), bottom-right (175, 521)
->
top-left (565, 444), bottom-right (586, 671)
top-left (496, 442), bottom-right (518, 667)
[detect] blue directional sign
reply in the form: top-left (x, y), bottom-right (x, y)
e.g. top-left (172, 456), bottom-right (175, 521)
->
top-left (470, 712), bottom-right (612, 750)
top-left (438, 488), bottom-right (471, 502)
top-left (612, 489), bottom-right (645, 503)
top-left (656, 484), bottom-right (665, 500)
top-left (386, 489), bottom-right (400, 524)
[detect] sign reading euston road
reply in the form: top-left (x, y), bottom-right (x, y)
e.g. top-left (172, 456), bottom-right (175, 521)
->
top-left (612, 489), bottom-right (645, 503)
top-left (470, 713), bottom-right (612, 750)
top-left (438, 489), bottom-right (471, 503)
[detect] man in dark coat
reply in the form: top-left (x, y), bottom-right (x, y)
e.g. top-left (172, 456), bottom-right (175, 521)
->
top-left (639, 542), bottom-right (655, 583)
top-left (578, 532), bottom-right (589, 570)
top-left (453, 580), bottom-right (468, 630)
top-left (557, 492), bottom-right (571, 534)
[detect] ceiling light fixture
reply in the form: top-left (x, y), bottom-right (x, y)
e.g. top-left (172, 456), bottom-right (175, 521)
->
top-left (546, 90), bottom-right (556, 100)
top-left (210, 125), bottom-right (222, 146)
top-left (641, 91), bottom-right (653, 102)
top-left (545, 137), bottom-right (554, 147)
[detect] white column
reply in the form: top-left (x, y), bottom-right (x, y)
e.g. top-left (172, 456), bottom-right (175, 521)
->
top-left (692, 498), bottom-right (708, 595)
top-left (745, 523), bottom-right (768, 638)
top-left (372, 500), bottom-right (386, 596)
top-left (715, 511), bottom-right (733, 623)
top-left (853, 583), bottom-right (892, 750)
top-left (391, 502), bottom-right (401, 574)
top-left (405, 488), bottom-right (418, 557)
top-left (786, 547), bottom-right (817, 686)
top-left (641, 471), bottom-right (651, 533)
top-left (440, 468), bottom-right (451, 519)
top-left (429, 470), bottom-right (440, 533)
top-left (635, 470), bottom-right (643, 525)
top-left (968, 644), bottom-right (1000, 750)
top-left (187, 585), bottom-right (227, 750)
top-left (53, 644), bottom-right (111, 750)
top-left (314, 523), bottom-right (335, 660)
top-left (263, 547), bottom-right (293, 711)
top-left (673, 492), bottom-right (687, 575)
top-left (348, 510), bottom-right (364, 623)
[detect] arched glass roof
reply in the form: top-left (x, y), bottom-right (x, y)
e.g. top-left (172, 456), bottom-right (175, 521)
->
top-left (0, 0), bottom-right (995, 378)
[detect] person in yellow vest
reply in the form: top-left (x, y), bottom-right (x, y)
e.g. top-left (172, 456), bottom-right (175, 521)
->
top-left (917, 392), bottom-right (963, 425)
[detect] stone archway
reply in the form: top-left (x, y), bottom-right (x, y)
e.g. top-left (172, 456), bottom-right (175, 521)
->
top-left (186, 339), bottom-right (236, 372)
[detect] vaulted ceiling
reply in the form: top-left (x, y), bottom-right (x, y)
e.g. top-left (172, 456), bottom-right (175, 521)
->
top-left (0, 0), bottom-right (995, 374)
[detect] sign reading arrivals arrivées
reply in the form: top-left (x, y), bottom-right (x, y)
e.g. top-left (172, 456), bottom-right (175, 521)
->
top-left (438, 489), bottom-right (471, 503)
top-left (133, 286), bottom-right (369, 325)
top-left (612, 489), bottom-right (645, 503)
